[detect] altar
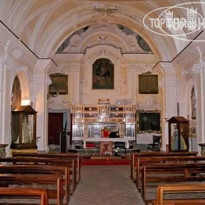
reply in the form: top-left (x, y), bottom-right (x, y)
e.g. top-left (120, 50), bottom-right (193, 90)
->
top-left (71, 101), bottom-right (137, 150)
top-left (83, 137), bottom-right (134, 149)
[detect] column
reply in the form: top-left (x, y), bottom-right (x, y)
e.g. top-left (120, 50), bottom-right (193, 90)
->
top-left (0, 65), bottom-right (3, 142)
top-left (160, 63), bottom-right (178, 151)
top-left (197, 65), bottom-right (205, 146)
top-left (127, 65), bottom-right (137, 103)
top-left (69, 64), bottom-right (80, 104)
top-left (32, 59), bottom-right (53, 151)
top-left (0, 59), bottom-right (13, 149)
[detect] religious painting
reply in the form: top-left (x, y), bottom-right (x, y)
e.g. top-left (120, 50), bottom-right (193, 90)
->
top-left (92, 58), bottom-right (114, 89)
top-left (49, 73), bottom-right (68, 95)
top-left (99, 141), bottom-right (113, 156)
top-left (98, 105), bottom-right (110, 118)
top-left (139, 73), bottom-right (158, 94)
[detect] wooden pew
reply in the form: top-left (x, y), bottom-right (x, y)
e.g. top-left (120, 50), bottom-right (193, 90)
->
top-left (130, 151), bottom-right (198, 182)
top-left (141, 162), bottom-right (205, 202)
top-left (154, 183), bottom-right (205, 205)
top-left (0, 164), bottom-right (70, 204)
top-left (0, 174), bottom-right (63, 205)
top-left (0, 156), bottom-right (77, 194)
top-left (136, 155), bottom-right (205, 189)
top-left (12, 151), bottom-right (81, 183)
top-left (0, 187), bottom-right (48, 205)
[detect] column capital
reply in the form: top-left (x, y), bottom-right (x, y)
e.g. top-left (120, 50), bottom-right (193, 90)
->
top-left (159, 62), bottom-right (176, 73)
top-left (33, 59), bottom-right (57, 74)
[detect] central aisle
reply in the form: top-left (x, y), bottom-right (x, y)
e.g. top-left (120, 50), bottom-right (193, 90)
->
top-left (70, 165), bottom-right (145, 205)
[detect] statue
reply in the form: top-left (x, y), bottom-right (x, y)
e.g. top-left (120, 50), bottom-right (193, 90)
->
top-left (22, 116), bottom-right (31, 143)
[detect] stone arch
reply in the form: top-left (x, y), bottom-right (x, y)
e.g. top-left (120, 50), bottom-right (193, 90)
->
top-left (17, 72), bottom-right (30, 106)
top-left (10, 71), bottom-right (30, 108)
top-left (36, 8), bottom-right (175, 60)
top-left (11, 76), bottom-right (21, 111)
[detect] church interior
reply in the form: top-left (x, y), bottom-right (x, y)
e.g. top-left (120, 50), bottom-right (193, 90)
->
top-left (0, 0), bottom-right (205, 204)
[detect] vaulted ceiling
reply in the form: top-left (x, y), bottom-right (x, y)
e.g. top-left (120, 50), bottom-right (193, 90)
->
top-left (0, 0), bottom-right (204, 66)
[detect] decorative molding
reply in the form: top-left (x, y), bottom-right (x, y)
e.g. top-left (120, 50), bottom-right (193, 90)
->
top-left (48, 96), bottom-right (70, 110)
top-left (137, 96), bottom-right (160, 110)
top-left (57, 23), bottom-right (151, 55)
top-left (93, 5), bottom-right (119, 16)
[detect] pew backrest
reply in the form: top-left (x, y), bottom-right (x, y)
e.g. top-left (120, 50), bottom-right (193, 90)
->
top-left (155, 183), bottom-right (205, 205)
top-left (0, 187), bottom-right (48, 205)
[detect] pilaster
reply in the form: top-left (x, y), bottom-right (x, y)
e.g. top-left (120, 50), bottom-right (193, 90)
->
top-left (197, 66), bottom-right (205, 145)
top-left (32, 59), bottom-right (55, 151)
top-left (69, 64), bottom-right (81, 104)
top-left (159, 62), bottom-right (177, 151)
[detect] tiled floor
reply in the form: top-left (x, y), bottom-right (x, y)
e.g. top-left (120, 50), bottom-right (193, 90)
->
top-left (70, 165), bottom-right (145, 205)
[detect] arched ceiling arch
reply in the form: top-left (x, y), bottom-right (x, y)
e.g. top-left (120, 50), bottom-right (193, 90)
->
top-left (33, 9), bottom-right (175, 60)
top-left (56, 23), bottom-right (152, 54)
top-left (0, 0), bottom-right (204, 62)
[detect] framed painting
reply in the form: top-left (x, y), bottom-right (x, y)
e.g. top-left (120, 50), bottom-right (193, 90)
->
top-left (99, 141), bottom-right (113, 156)
top-left (139, 74), bottom-right (158, 94)
top-left (92, 58), bottom-right (114, 89)
top-left (49, 73), bottom-right (68, 95)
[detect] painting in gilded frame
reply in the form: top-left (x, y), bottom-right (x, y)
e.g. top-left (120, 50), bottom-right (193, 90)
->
top-left (92, 58), bottom-right (114, 89)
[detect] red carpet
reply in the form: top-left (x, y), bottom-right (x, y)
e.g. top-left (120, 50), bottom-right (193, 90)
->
top-left (82, 157), bottom-right (130, 165)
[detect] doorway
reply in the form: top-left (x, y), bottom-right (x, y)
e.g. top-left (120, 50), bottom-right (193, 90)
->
top-left (48, 113), bottom-right (63, 145)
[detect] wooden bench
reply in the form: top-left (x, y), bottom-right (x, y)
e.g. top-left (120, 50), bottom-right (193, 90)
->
top-left (141, 162), bottom-right (205, 202)
top-left (0, 174), bottom-right (64, 205)
top-left (0, 164), bottom-right (70, 204)
top-left (130, 151), bottom-right (198, 182)
top-left (136, 156), bottom-right (205, 189)
top-left (12, 151), bottom-right (81, 183)
top-left (0, 187), bottom-right (48, 205)
top-left (0, 156), bottom-right (77, 194)
top-left (154, 183), bottom-right (205, 205)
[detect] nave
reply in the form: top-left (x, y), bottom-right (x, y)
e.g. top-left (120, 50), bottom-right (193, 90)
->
top-left (70, 165), bottom-right (144, 205)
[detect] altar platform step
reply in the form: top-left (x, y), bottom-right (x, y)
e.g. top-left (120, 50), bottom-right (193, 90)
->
top-left (81, 156), bottom-right (131, 165)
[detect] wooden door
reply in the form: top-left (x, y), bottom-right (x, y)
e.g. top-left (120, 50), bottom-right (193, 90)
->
top-left (48, 113), bottom-right (63, 145)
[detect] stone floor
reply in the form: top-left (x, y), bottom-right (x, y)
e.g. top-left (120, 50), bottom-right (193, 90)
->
top-left (70, 165), bottom-right (145, 205)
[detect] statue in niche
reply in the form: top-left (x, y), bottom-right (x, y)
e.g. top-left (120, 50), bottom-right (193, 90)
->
top-left (191, 87), bottom-right (196, 119)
